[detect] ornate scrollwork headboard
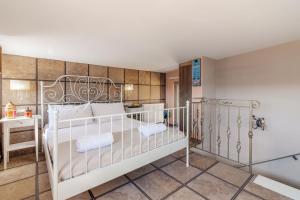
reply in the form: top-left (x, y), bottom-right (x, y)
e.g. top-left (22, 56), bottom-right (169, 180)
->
top-left (40, 75), bottom-right (123, 127)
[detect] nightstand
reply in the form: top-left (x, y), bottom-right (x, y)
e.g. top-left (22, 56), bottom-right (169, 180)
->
top-left (125, 106), bottom-right (143, 120)
top-left (0, 115), bottom-right (41, 169)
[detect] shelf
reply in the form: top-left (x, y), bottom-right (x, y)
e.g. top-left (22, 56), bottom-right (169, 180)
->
top-left (8, 141), bottom-right (35, 151)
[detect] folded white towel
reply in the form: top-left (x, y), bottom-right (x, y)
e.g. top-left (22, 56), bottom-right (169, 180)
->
top-left (138, 123), bottom-right (167, 137)
top-left (75, 133), bottom-right (114, 153)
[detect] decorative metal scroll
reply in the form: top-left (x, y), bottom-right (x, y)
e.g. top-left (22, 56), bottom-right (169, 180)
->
top-left (42, 75), bottom-right (122, 104)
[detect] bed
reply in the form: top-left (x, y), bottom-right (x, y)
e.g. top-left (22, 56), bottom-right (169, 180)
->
top-left (40, 75), bottom-right (190, 200)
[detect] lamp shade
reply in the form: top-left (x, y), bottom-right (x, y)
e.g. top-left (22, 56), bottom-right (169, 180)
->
top-left (10, 80), bottom-right (30, 91)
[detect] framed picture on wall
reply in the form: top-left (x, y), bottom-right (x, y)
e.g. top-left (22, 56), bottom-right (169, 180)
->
top-left (192, 59), bottom-right (201, 86)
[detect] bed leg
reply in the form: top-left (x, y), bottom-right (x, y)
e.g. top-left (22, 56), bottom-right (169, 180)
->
top-left (186, 146), bottom-right (189, 167)
top-left (186, 100), bottom-right (190, 168)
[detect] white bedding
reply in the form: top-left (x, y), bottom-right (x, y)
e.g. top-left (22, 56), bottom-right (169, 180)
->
top-left (45, 117), bottom-right (186, 181)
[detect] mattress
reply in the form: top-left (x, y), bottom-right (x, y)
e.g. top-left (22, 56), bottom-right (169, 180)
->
top-left (45, 117), bottom-right (186, 181)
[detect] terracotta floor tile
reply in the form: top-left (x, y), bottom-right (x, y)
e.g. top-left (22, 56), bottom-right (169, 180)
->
top-left (24, 190), bottom-right (52, 200)
top-left (0, 163), bottom-right (36, 185)
top-left (162, 160), bottom-right (201, 183)
top-left (127, 164), bottom-right (156, 180)
top-left (187, 173), bottom-right (238, 200)
top-left (245, 181), bottom-right (292, 200)
top-left (181, 153), bottom-right (217, 170)
top-left (29, 190), bottom-right (91, 200)
top-left (166, 187), bottom-right (205, 200)
top-left (152, 155), bottom-right (177, 168)
top-left (172, 149), bottom-right (187, 158)
top-left (92, 176), bottom-right (129, 197)
top-left (207, 162), bottom-right (250, 186)
top-left (68, 191), bottom-right (91, 200)
top-left (97, 183), bottom-right (147, 200)
top-left (134, 170), bottom-right (181, 200)
top-left (0, 175), bottom-right (35, 200)
top-left (235, 191), bottom-right (262, 200)
top-left (38, 161), bottom-right (48, 174)
top-left (0, 152), bottom-right (44, 171)
top-left (39, 173), bottom-right (51, 193)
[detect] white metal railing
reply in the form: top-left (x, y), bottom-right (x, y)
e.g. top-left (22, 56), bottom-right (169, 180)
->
top-left (49, 104), bottom-right (189, 182)
top-left (191, 97), bottom-right (260, 173)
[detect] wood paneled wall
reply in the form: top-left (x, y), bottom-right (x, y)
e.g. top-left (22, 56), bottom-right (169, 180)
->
top-left (1, 54), bottom-right (166, 157)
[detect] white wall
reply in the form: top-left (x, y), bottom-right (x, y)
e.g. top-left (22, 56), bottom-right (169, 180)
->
top-left (215, 40), bottom-right (300, 188)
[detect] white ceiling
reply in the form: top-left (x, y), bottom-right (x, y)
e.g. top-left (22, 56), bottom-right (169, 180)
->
top-left (0, 0), bottom-right (300, 72)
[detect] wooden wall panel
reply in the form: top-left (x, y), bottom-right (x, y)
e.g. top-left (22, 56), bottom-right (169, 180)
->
top-left (89, 65), bottom-right (107, 77)
top-left (37, 59), bottom-right (65, 80)
top-left (2, 54), bottom-right (36, 79)
top-left (66, 62), bottom-right (88, 77)
top-left (125, 69), bottom-right (138, 84)
top-left (139, 85), bottom-right (150, 100)
top-left (2, 80), bottom-right (36, 106)
top-left (108, 67), bottom-right (124, 83)
top-left (139, 71), bottom-right (150, 85)
top-left (151, 72), bottom-right (161, 85)
top-left (125, 84), bottom-right (138, 100)
top-left (160, 86), bottom-right (166, 100)
top-left (160, 73), bottom-right (166, 86)
top-left (1, 53), bottom-right (166, 157)
top-left (150, 85), bottom-right (160, 100)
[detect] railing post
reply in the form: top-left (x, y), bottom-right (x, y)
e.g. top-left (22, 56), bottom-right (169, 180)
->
top-left (52, 110), bottom-right (59, 200)
top-left (248, 104), bottom-right (254, 174)
top-left (186, 100), bottom-right (190, 167)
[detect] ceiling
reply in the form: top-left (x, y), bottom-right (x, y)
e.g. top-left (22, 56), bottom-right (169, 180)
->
top-left (0, 0), bottom-right (300, 72)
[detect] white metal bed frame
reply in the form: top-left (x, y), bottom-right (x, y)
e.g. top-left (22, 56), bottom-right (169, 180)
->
top-left (40, 75), bottom-right (190, 200)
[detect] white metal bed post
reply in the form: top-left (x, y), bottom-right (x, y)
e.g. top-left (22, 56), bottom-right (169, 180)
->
top-left (186, 100), bottom-right (190, 167)
top-left (40, 81), bottom-right (44, 153)
top-left (52, 110), bottom-right (59, 200)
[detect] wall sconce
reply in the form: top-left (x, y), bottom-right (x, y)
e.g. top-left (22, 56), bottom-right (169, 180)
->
top-left (10, 80), bottom-right (30, 91)
top-left (125, 84), bottom-right (134, 91)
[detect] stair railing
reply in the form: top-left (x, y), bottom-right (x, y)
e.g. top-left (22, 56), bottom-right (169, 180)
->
top-left (191, 97), bottom-right (260, 174)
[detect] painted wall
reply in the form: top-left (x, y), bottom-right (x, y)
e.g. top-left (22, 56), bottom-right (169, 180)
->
top-left (216, 40), bottom-right (300, 188)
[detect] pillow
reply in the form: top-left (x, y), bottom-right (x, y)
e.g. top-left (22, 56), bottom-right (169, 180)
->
top-left (91, 102), bottom-right (125, 119)
top-left (48, 103), bottom-right (93, 129)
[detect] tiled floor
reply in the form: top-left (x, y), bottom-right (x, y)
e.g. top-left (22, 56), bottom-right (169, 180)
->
top-left (0, 150), bottom-right (292, 200)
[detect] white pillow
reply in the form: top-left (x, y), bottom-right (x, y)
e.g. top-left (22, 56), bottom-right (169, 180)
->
top-left (91, 102), bottom-right (125, 119)
top-left (48, 103), bottom-right (93, 129)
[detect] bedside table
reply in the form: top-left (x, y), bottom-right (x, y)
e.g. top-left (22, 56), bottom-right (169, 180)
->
top-left (0, 115), bottom-right (41, 169)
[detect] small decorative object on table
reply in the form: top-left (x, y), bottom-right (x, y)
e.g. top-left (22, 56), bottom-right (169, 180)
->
top-left (24, 107), bottom-right (33, 118)
top-left (5, 101), bottom-right (16, 119)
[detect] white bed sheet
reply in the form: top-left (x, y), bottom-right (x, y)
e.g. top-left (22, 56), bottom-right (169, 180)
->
top-left (45, 117), bottom-right (186, 181)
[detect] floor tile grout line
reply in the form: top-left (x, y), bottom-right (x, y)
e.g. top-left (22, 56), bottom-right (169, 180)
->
top-left (231, 174), bottom-right (255, 200)
top-left (155, 152), bottom-right (219, 200)
top-left (175, 156), bottom-right (250, 190)
top-left (93, 180), bottom-right (131, 199)
top-left (0, 171), bottom-right (48, 187)
top-left (130, 168), bottom-right (158, 182)
top-left (124, 174), bottom-right (152, 200)
top-left (35, 161), bottom-right (39, 200)
top-left (93, 154), bottom-right (185, 199)
top-left (161, 162), bottom-right (219, 200)
top-left (205, 171), bottom-right (246, 189)
top-left (88, 189), bottom-right (96, 200)
top-left (0, 159), bottom-right (46, 172)
top-left (243, 190), bottom-right (267, 200)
